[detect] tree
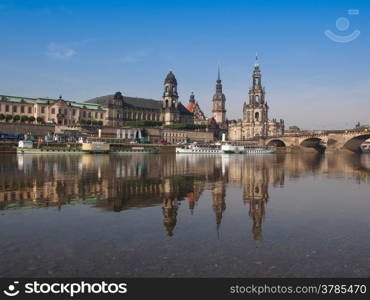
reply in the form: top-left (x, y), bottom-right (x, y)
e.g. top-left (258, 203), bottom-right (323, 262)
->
top-left (97, 121), bottom-right (103, 126)
top-left (86, 120), bottom-right (92, 125)
top-left (80, 119), bottom-right (86, 125)
top-left (0, 114), bottom-right (5, 121)
top-left (5, 115), bottom-right (13, 122)
top-left (13, 115), bottom-right (20, 122)
top-left (21, 116), bottom-right (29, 123)
top-left (28, 116), bottom-right (36, 123)
top-left (36, 117), bottom-right (44, 124)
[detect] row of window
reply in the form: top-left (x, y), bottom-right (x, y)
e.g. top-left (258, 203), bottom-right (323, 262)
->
top-left (116, 111), bottom-right (160, 121)
top-left (163, 132), bottom-right (186, 137)
top-left (0, 104), bottom-right (33, 114)
top-left (0, 104), bottom-right (104, 119)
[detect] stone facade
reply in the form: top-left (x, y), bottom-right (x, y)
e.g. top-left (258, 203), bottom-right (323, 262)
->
top-left (186, 92), bottom-right (207, 125)
top-left (228, 59), bottom-right (284, 141)
top-left (161, 128), bottom-right (214, 144)
top-left (0, 122), bottom-right (54, 136)
top-left (0, 95), bottom-right (106, 126)
top-left (86, 71), bottom-right (193, 127)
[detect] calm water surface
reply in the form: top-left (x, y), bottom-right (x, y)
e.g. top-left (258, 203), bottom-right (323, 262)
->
top-left (0, 153), bottom-right (369, 277)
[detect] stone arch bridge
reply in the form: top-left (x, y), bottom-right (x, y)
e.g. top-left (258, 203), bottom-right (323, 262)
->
top-left (263, 130), bottom-right (370, 153)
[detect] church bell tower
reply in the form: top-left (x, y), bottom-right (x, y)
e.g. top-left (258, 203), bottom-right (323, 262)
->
top-left (212, 67), bottom-right (226, 124)
top-left (162, 70), bottom-right (180, 125)
top-left (243, 55), bottom-right (269, 137)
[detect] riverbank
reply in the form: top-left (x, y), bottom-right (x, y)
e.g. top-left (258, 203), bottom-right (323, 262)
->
top-left (0, 141), bottom-right (176, 154)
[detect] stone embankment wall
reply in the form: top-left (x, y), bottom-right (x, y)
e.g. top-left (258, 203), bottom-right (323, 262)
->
top-left (0, 123), bottom-right (54, 136)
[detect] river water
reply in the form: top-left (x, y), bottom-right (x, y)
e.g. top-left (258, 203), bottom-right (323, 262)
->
top-left (0, 153), bottom-right (369, 277)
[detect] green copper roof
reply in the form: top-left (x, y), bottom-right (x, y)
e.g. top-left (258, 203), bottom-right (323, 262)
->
top-left (0, 94), bottom-right (104, 111)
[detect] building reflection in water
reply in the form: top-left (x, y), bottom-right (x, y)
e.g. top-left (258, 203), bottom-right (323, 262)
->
top-left (0, 152), bottom-right (369, 239)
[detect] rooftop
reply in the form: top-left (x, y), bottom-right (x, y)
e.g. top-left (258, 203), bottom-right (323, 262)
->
top-left (0, 94), bottom-right (104, 111)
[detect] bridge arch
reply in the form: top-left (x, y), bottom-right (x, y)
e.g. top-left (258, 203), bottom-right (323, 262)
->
top-left (343, 134), bottom-right (370, 153)
top-left (300, 137), bottom-right (326, 153)
top-left (266, 139), bottom-right (286, 147)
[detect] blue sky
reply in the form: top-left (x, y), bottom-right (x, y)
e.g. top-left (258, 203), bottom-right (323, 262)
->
top-left (0, 0), bottom-right (369, 129)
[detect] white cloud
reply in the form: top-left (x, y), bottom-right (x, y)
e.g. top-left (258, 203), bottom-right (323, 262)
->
top-left (120, 49), bottom-right (151, 64)
top-left (46, 43), bottom-right (77, 60)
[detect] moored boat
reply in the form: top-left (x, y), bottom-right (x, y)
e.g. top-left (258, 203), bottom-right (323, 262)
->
top-left (81, 142), bottom-right (110, 154)
top-left (176, 143), bottom-right (276, 154)
top-left (221, 144), bottom-right (244, 154)
top-left (176, 144), bottom-right (222, 154)
top-left (16, 140), bottom-right (111, 154)
top-left (244, 146), bottom-right (276, 154)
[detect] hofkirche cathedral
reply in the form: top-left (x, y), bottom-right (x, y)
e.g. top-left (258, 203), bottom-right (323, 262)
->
top-left (0, 57), bottom-right (284, 140)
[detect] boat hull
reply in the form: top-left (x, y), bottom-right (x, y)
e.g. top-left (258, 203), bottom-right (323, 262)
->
top-left (17, 148), bottom-right (84, 154)
top-left (81, 143), bottom-right (110, 154)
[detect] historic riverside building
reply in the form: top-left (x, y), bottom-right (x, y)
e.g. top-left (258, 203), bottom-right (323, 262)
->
top-left (86, 70), bottom-right (193, 127)
top-left (186, 92), bottom-right (207, 125)
top-left (0, 94), bottom-right (106, 125)
top-left (228, 58), bottom-right (284, 141)
top-left (0, 70), bottom-right (202, 130)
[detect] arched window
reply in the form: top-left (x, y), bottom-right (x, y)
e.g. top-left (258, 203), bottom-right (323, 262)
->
top-left (255, 112), bottom-right (259, 121)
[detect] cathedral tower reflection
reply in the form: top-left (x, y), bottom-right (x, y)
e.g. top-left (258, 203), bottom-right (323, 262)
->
top-left (162, 197), bottom-right (179, 237)
top-left (1, 153), bottom-right (369, 240)
top-left (212, 180), bottom-right (226, 236)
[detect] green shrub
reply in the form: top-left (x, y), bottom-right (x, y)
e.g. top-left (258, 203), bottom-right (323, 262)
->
top-left (21, 116), bottom-right (29, 122)
top-left (163, 123), bottom-right (207, 130)
top-left (124, 120), bottom-right (163, 127)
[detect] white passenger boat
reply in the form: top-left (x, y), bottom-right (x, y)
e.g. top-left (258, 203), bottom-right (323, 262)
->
top-left (176, 143), bottom-right (275, 154)
top-left (244, 146), bottom-right (276, 154)
top-left (221, 144), bottom-right (244, 154)
top-left (176, 144), bottom-right (222, 154)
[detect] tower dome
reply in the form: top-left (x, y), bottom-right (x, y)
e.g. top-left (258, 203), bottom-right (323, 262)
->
top-left (164, 70), bottom-right (177, 85)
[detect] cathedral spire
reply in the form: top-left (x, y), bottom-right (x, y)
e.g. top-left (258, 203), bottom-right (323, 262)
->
top-left (212, 65), bottom-right (226, 124)
top-left (216, 66), bottom-right (222, 93)
top-left (189, 91), bottom-right (195, 103)
top-left (252, 54), bottom-right (262, 89)
top-left (254, 52), bottom-right (259, 68)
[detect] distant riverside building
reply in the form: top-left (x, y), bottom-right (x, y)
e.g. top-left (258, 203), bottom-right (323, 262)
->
top-left (228, 58), bottom-right (284, 141)
top-left (86, 71), bottom-right (193, 127)
top-left (186, 92), bottom-right (207, 125)
top-left (1, 64), bottom-right (284, 143)
top-left (0, 95), bottom-right (106, 125)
